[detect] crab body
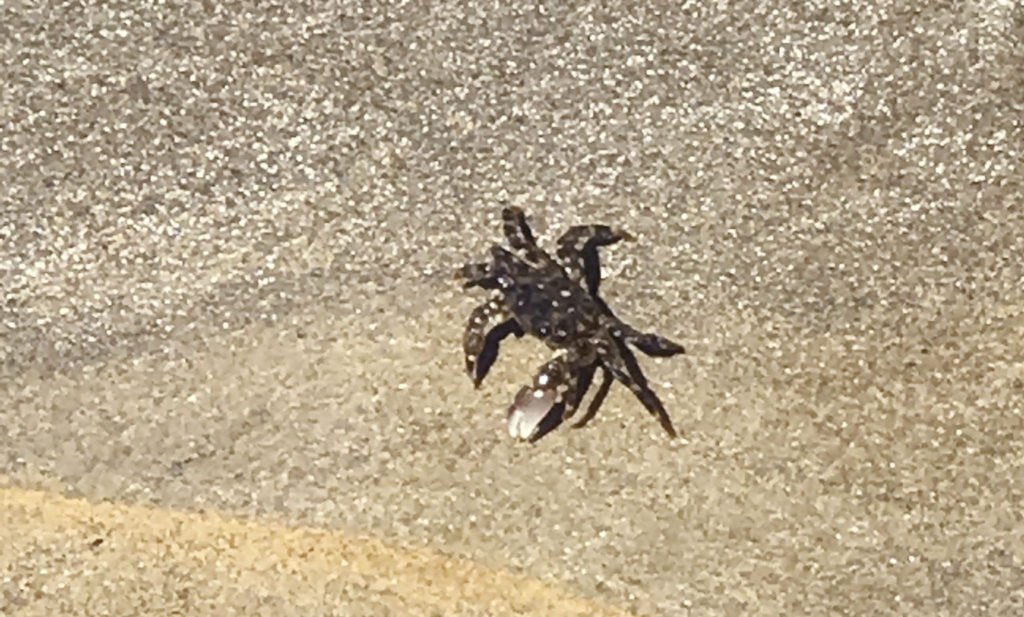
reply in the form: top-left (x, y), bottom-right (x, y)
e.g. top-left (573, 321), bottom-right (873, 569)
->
top-left (496, 261), bottom-right (602, 347)
top-left (458, 206), bottom-right (685, 442)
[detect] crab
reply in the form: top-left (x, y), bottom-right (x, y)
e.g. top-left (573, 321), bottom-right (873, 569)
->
top-left (457, 206), bottom-right (685, 442)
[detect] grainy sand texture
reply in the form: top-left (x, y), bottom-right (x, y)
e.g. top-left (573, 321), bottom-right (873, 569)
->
top-left (2, 2), bottom-right (1023, 616)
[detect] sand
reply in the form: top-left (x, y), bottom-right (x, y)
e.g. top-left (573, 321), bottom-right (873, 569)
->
top-left (2, 1), bottom-right (1023, 616)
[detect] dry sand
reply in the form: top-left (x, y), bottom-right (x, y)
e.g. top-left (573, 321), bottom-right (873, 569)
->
top-left (2, 1), bottom-right (1023, 616)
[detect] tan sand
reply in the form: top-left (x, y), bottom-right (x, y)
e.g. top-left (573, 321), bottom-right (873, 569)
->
top-left (2, 1), bottom-right (1023, 616)
top-left (0, 486), bottom-right (634, 616)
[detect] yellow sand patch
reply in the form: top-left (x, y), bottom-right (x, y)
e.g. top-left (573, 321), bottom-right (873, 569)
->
top-left (1, 487), bottom-right (634, 617)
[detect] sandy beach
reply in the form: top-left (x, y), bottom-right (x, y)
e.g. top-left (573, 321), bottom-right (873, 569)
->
top-left (2, 2), bottom-right (1023, 615)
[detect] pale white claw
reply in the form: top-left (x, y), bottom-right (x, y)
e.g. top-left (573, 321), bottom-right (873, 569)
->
top-left (506, 385), bottom-right (556, 440)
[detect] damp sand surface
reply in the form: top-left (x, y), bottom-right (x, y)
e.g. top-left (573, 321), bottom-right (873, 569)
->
top-left (2, 2), bottom-right (1023, 615)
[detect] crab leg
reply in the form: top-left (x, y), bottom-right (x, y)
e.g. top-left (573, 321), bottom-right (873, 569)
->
top-left (555, 224), bottom-right (633, 294)
top-left (460, 260), bottom-right (499, 290)
top-left (463, 297), bottom-right (523, 387)
top-left (563, 362), bottom-right (596, 421)
top-left (501, 205), bottom-right (537, 247)
top-left (501, 206), bottom-right (552, 266)
top-left (571, 365), bottom-right (614, 429)
top-left (596, 338), bottom-right (678, 438)
top-left (625, 331), bottom-right (686, 357)
top-left (457, 262), bottom-right (493, 288)
top-left (609, 321), bottom-right (686, 357)
top-left (458, 245), bottom-right (531, 290)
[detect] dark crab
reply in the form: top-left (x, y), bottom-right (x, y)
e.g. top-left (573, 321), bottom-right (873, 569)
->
top-left (456, 206), bottom-right (685, 442)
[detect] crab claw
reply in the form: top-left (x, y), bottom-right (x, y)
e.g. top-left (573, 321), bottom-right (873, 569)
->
top-left (506, 385), bottom-right (563, 442)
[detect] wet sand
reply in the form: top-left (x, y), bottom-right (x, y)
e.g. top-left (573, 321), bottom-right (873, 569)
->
top-left (2, 2), bottom-right (1023, 616)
